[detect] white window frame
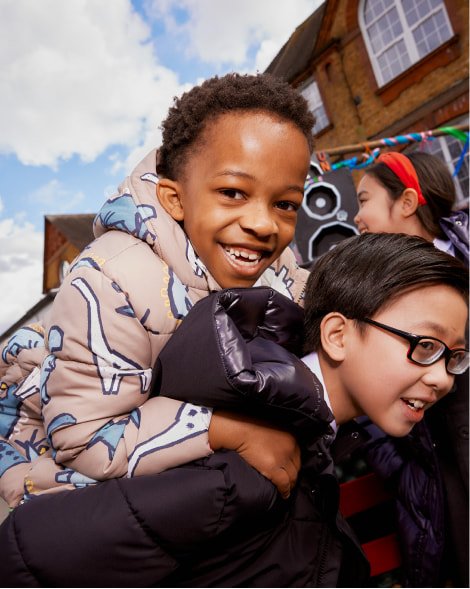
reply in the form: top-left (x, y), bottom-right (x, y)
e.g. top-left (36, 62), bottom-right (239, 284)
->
top-left (359, 0), bottom-right (454, 87)
top-left (299, 78), bottom-right (330, 135)
top-left (418, 133), bottom-right (469, 206)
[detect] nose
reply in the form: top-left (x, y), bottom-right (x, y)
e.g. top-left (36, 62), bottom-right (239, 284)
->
top-left (353, 211), bottom-right (361, 226)
top-left (239, 201), bottom-right (278, 238)
top-left (421, 358), bottom-right (455, 399)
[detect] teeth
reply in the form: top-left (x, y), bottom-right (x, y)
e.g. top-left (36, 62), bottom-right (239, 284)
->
top-left (404, 399), bottom-right (425, 411)
top-left (225, 247), bottom-right (262, 263)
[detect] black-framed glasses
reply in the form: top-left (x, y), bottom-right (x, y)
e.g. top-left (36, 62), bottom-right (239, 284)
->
top-left (361, 318), bottom-right (469, 375)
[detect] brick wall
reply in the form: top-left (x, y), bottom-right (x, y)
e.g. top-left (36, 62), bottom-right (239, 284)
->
top-left (305, 0), bottom-right (468, 154)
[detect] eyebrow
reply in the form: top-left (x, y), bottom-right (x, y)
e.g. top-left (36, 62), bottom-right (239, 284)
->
top-left (411, 321), bottom-right (467, 347)
top-left (213, 169), bottom-right (255, 181)
top-left (213, 169), bottom-right (305, 195)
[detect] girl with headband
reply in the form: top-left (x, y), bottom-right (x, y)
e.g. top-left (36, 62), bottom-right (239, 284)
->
top-left (353, 149), bottom-right (469, 587)
top-left (354, 150), bottom-right (468, 262)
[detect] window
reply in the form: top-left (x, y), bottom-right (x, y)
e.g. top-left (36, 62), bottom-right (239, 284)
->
top-left (418, 131), bottom-right (469, 207)
top-left (300, 79), bottom-right (330, 134)
top-left (360, 0), bottom-right (453, 86)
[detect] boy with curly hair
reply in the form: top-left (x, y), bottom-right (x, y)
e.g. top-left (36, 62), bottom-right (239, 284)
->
top-left (0, 73), bottom-right (314, 507)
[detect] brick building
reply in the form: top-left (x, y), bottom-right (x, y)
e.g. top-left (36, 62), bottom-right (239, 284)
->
top-left (266, 0), bottom-right (469, 204)
top-left (0, 214), bottom-right (95, 343)
top-left (42, 214), bottom-right (95, 294)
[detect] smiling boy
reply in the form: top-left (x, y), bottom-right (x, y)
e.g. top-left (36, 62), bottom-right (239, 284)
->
top-left (303, 233), bottom-right (468, 437)
top-left (301, 232), bottom-right (468, 587)
top-left (0, 73), bottom-right (314, 510)
top-left (157, 111), bottom-right (309, 289)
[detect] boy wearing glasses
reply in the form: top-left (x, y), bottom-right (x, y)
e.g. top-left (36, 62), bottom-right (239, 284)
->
top-left (302, 232), bottom-right (468, 438)
top-left (302, 232), bottom-right (468, 587)
top-left (1, 233), bottom-right (468, 587)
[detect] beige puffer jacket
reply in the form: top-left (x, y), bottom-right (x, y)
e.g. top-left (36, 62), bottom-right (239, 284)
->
top-left (0, 324), bottom-right (72, 508)
top-left (0, 148), bottom-right (309, 506)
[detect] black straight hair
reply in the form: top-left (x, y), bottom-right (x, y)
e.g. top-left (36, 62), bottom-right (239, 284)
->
top-left (304, 233), bottom-right (469, 353)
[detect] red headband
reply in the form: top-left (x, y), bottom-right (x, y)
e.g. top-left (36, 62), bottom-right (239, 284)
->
top-left (378, 152), bottom-right (427, 206)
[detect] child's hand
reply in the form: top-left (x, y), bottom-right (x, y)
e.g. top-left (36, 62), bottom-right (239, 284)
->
top-left (208, 410), bottom-right (301, 499)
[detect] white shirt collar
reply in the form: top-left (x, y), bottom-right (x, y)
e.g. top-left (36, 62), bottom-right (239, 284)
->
top-left (433, 237), bottom-right (455, 256)
top-left (301, 351), bottom-right (338, 433)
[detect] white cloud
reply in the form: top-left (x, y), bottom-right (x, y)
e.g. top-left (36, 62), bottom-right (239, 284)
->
top-left (0, 0), bottom-right (187, 168)
top-left (0, 218), bottom-right (44, 334)
top-left (117, 0), bottom-right (319, 171)
top-left (0, 0), bottom-right (320, 171)
top-left (27, 179), bottom-right (86, 213)
top-left (145, 0), bottom-right (318, 71)
top-left (110, 73), bottom-right (193, 176)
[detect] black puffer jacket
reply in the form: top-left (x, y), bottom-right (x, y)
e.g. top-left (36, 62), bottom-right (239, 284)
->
top-left (360, 379), bottom-right (468, 587)
top-left (0, 287), bottom-right (369, 588)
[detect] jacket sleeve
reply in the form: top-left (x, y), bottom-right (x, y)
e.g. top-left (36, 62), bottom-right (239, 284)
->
top-left (0, 328), bottom-right (49, 507)
top-left (0, 450), bottom-right (280, 588)
top-left (41, 246), bottom-right (213, 482)
top-left (154, 288), bottom-right (334, 451)
top-left (0, 350), bottom-right (30, 507)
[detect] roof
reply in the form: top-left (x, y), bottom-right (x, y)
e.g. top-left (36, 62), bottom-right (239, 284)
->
top-left (265, 2), bottom-right (327, 82)
top-left (45, 214), bottom-right (96, 251)
top-left (0, 292), bottom-right (56, 344)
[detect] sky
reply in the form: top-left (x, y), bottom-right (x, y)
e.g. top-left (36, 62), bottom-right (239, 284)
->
top-left (0, 0), bottom-right (323, 335)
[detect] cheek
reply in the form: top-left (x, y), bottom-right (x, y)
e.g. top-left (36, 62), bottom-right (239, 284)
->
top-left (350, 344), bottom-right (405, 394)
top-left (279, 227), bottom-right (295, 249)
top-left (372, 361), bottom-right (421, 404)
top-left (362, 204), bottom-right (381, 223)
top-left (185, 207), bottom-right (219, 233)
top-left (279, 222), bottom-right (296, 246)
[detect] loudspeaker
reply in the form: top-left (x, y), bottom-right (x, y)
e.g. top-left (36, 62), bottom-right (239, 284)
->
top-left (294, 162), bottom-right (359, 264)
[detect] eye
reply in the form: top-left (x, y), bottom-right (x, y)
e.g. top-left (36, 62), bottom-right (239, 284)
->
top-left (275, 200), bottom-right (300, 212)
top-left (219, 188), bottom-right (244, 200)
top-left (418, 339), bottom-right (438, 352)
top-left (413, 338), bottom-right (444, 363)
top-left (450, 349), bottom-right (467, 362)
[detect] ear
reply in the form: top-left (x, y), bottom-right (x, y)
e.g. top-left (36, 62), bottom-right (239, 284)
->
top-left (156, 179), bottom-right (184, 222)
top-left (320, 312), bottom-right (348, 362)
top-left (398, 188), bottom-right (420, 218)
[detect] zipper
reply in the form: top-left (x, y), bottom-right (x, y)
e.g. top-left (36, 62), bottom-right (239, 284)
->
top-left (313, 524), bottom-right (331, 587)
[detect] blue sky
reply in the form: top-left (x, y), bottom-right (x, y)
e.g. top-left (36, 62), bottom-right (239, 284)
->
top-left (0, 0), bottom-right (321, 333)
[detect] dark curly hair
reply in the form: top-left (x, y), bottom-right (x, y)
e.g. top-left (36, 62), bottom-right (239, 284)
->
top-left (156, 73), bottom-right (315, 179)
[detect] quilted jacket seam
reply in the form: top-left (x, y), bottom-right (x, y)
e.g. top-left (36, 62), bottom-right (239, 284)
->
top-left (11, 508), bottom-right (37, 584)
top-left (115, 477), bottom-right (178, 561)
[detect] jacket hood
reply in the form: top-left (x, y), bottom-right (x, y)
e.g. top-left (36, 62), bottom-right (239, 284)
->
top-left (93, 149), bottom-right (306, 300)
top-left (439, 209), bottom-right (469, 263)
